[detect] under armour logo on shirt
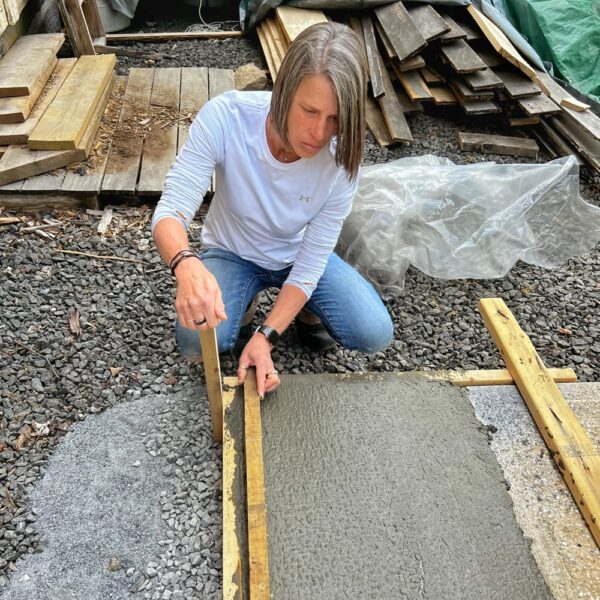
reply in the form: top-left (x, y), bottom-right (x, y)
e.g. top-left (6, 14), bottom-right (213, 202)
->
top-left (299, 195), bottom-right (311, 203)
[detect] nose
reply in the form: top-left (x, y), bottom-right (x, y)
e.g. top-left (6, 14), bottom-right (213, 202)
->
top-left (311, 117), bottom-right (332, 144)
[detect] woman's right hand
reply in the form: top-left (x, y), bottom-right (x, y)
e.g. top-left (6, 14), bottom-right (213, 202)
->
top-left (174, 258), bottom-right (227, 330)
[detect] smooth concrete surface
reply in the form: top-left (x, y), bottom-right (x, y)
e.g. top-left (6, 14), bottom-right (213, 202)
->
top-left (468, 382), bottom-right (600, 600)
top-left (261, 373), bottom-right (552, 600)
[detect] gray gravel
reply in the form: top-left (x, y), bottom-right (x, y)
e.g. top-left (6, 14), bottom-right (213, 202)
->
top-left (1, 31), bottom-right (600, 599)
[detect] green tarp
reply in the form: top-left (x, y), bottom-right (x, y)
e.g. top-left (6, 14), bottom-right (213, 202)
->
top-left (503, 0), bottom-right (600, 102)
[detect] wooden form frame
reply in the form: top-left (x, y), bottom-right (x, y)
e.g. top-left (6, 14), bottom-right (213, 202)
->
top-left (479, 297), bottom-right (600, 548)
top-left (199, 327), bottom-right (223, 443)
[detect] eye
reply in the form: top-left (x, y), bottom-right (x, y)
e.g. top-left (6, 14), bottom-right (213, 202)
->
top-left (304, 107), bottom-right (316, 115)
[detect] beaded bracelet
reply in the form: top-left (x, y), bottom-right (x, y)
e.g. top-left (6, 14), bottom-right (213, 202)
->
top-left (169, 249), bottom-right (199, 276)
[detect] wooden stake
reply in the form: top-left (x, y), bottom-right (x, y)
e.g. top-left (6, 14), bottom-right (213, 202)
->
top-left (199, 327), bottom-right (223, 443)
top-left (244, 369), bottom-right (270, 600)
top-left (479, 297), bottom-right (600, 548)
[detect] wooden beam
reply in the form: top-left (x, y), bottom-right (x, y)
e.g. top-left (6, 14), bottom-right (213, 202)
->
top-left (479, 297), bottom-right (600, 549)
top-left (222, 376), bottom-right (244, 600)
top-left (457, 131), bottom-right (539, 158)
top-left (244, 369), bottom-right (271, 600)
top-left (28, 54), bottom-right (116, 150)
top-left (420, 367), bottom-right (577, 386)
top-left (81, 0), bottom-right (105, 40)
top-left (57, 0), bottom-right (95, 56)
top-left (106, 30), bottom-right (243, 42)
top-left (0, 33), bottom-right (64, 97)
top-left (365, 95), bottom-right (393, 147)
top-left (0, 192), bottom-right (97, 209)
top-left (362, 14), bottom-right (385, 99)
top-left (0, 58), bottom-right (77, 145)
top-left (550, 113), bottom-right (600, 172)
top-left (374, 1), bottom-right (426, 62)
top-left (200, 327), bottom-right (223, 443)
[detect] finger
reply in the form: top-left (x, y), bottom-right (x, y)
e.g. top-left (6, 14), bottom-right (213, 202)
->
top-left (264, 373), bottom-right (280, 394)
top-left (255, 364), bottom-right (267, 398)
top-left (215, 290), bottom-right (228, 322)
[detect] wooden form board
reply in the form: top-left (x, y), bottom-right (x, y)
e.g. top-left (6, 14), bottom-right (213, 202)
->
top-left (275, 5), bottom-right (327, 45)
top-left (374, 1), bottom-right (426, 62)
top-left (200, 327), bottom-right (223, 443)
top-left (406, 3), bottom-right (449, 42)
top-left (244, 371), bottom-right (271, 600)
top-left (479, 298), bottom-right (600, 548)
top-left (0, 56), bottom-right (57, 123)
top-left (457, 131), bottom-right (539, 158)
top-left (29, 54), bottom-right (116, 150)
top-left (0, 33), bottom-right (64, 97)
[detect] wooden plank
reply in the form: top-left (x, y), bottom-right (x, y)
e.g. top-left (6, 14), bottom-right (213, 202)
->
top-left (362, 14), bottom-right (385, 99)
top-left (550, 113), bottom-right (600, 172)
top-left (137, 67), bottom-right (181, 195)
top-left (81, 0), bottom-right (105, 40)
top-left (494, 67), bottom-right (541, 98)
top-left (199, 328), bottom-right (223, 443)
top-left (365, 95), bottom-right (393, 147)
top-left (479, 297), bottom-right (600, 548)
top-left (518, 93), bottom-right (561, 117)
top-left (440, 39), bottom-right (487, 73)
top-left (532, 69), bottom-right (600, 140)
top-left (28, 54), bottom-right (116, 150)
top-left (260, 21), bottom-right (282, 74)
top-left (265, 17), bottom-right (288, 61)
top-left (0, 33), bottom-right (64, 97)
top-left (509, 115), bottom-right (540, 127)
top-left (101, 68), bottom-right (154, 194)
top-left (61, 76), bottom-right (126, 193)
top-left (398, 54), bottom-right (425, 72)
top-left (393, 65), bottom-right (433, 102)
top-left (439, 13), bottom-right (467, 43)
top-left (421, 367), bottom-right (577, 386)
top-left (244, 370), bottom-right (270, 600)
top-left (377, 48), bottom-right (413, 142)
top-left (106, 31), bottom-right (243, 43)
top-left (561, 97), bottom-right (590, 113)
top-left (449, 77), bottom-right (494, 101)
top-left (275, 5), bottom-right (327, 45)
top-left (430, 85), bottom-right (458, 106)
top-left (4, 0), bottom-right (28, 26)
top-left (374, 19), bottom-right (396, 59)
top-left (471, 40), bottom-right (506, 69)
top-left (0, 192), bottom-right (96, 210)
top-left (537, 119), bottom-right (582, 160)
top-left (420, 67), bottom-right (445, 86)
top-left (0, 58), bottom-right (77, 146)
top-left (395, 85), bottom-right (423, 113)
top-left (256, 24), bottom-right (277, 81)
top-left (222, 376), bottom-right (244, 600)
top-left (0, 56), bottom-right (57, 124)
top-left (209, 67), bottom-right (235, 100)
top-left (406, 4), bottom-right (449, 42)
top-left (468, 6), bottom-right (537, 81)
top-left (57, 0), bottom-right (94, 56)
top-left (177, 67), bottom-right (209, 154)
top-left (457, 131), bottom-right (539, 158)
top-left (21, 167), bottom-right (68, 192)
top-left (451, 13), bottom-right (483, 41)
top-left (461, 98), bottom-right (501, 115)
top-left (463, 67), bottom-right (503, 91)
top-left (374, 1), bottom-right (426, 62)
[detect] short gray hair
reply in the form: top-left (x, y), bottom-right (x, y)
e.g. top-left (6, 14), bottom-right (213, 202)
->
top-left (270, 21), bottom-right (367, 182)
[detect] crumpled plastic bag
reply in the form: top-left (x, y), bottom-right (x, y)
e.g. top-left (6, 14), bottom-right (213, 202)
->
top-left (336, 155), bottom-right (600, 296)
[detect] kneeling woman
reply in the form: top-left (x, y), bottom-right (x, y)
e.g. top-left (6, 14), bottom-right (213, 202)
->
top-left (152, 22), bottom-right (393, 397)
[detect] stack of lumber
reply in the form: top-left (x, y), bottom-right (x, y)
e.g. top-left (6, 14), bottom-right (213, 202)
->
top-left (257, 2), bottom-right (600, 172)
top-left (0, 39), bottom-right (116, 187)
top-left (1, 0), bottom-right (28, 38)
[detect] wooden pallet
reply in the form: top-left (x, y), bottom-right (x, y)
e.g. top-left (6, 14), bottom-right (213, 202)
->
top-left (0, 66), bottom-right (235, 209)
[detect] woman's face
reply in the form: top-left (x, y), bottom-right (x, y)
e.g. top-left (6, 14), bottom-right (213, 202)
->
top-left (286, 74), bottom-right (338, 159)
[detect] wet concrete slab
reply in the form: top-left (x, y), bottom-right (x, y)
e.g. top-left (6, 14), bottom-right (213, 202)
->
top-left (260, 373), bottom-right (552, 600)
top-left (468, 382), bottom-right (600, 600)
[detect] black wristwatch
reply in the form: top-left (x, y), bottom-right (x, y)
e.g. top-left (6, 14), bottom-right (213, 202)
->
top-left (255, 325), bottom-right (280, 346)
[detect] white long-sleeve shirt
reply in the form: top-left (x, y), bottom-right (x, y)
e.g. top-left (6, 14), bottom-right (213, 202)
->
top-left (151, 90), bottom-right (359, 299)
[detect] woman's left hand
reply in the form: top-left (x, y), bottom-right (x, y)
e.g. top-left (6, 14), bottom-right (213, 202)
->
top-left (237, 334), bottom-right (281, 397)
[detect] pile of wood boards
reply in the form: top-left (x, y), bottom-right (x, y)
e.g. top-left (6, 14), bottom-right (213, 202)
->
top-left (258, 3), bottom-right (599, 172)
top-left (0, 32), bottom-right (116, 186)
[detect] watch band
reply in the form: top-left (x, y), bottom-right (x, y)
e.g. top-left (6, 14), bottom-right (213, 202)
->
top-left (255, 324), bottom-right (280, 346)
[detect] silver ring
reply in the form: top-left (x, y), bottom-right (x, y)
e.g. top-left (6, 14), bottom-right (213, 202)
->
top-left (266, 370), bottom-right (279, 379)
top-left (239, 365), bottom-right (249, 370)
top-left (194, 318), bottom-right (206, 326)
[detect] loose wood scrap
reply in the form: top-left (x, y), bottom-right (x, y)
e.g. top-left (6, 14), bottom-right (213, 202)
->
top-left (374, 19), bottom-right (396, 59)
top-left (494, 67), bottom-right (541, 99)
top-left (406, 4), bottom-right (449, 42)
top-left (430, 85), bottom-right (458, 106)
top-left (362, 14), bottom-right (385, 99)
top-left (398, 54), bottom-right (425, 72)
top-left (438, 13), bottom-right (467, 43)
top-left (561, 97), bottom-right (590, 113)
top-left (275, 5), bottom-right (328, 45)
top-left (457, 131), bottom-right (539, 158)
top-left (374, 1), bottom-right (426, 62)
top-left (479, 298), bottom-right (600, 548)
top-left (550, 113), bottom-right (600, 172)
top-left (101, 68), bottom-right (154, 194)
top-left (392, 65), bottom-right (433, 102)
top-left (365, 96), bottom-right (393, 147)
top-left (0, 33), bottom-right (64, 97)
top-left (57, 0), bottom-right (96, 56)
top-left (29, 54), bottom-right (116, 150)
top-left (536, 119), bottom-right (581, 160)
top-left (518, 93), bottom-right (561, 117)
top-left (106, 31), bottom-right (243, 43)
top-left (462, 68), bottom-right (503, 91)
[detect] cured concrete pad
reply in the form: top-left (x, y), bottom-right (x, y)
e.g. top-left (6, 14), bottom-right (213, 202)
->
top-left (261, 373), bottom-right (552, 600)
top-left (468, 382), bottom-right (600, 600)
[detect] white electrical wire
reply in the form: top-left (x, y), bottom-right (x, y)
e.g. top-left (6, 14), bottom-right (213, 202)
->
top-left (185, 0), bottom-right (241, 32)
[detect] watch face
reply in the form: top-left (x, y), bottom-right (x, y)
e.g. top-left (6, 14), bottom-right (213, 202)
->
top-left (257, 325), bottom-right (279, 345)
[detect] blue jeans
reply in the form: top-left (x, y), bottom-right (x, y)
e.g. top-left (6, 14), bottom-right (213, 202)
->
top-left (176, 247), bottom-right (393, 359)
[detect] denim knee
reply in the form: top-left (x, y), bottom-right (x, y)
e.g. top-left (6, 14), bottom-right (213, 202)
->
top-left (350, 312), bottom-right (394, 353)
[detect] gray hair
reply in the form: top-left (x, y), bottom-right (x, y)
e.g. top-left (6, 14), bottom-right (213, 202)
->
top-left (270, 21), bottom-right (367, 182)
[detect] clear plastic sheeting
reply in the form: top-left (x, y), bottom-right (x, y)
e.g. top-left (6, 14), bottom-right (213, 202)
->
top-left (337, 155), bottom-right (600, 297)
